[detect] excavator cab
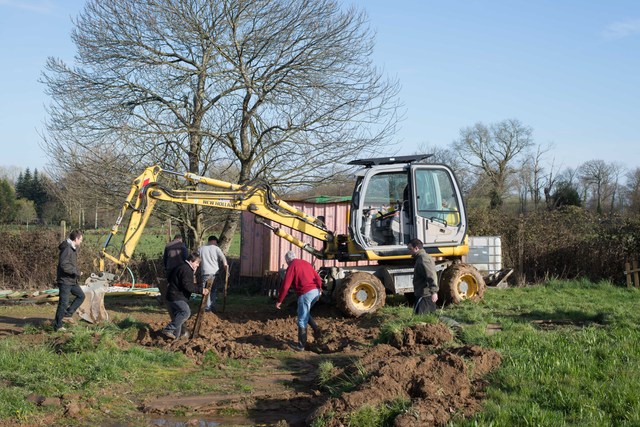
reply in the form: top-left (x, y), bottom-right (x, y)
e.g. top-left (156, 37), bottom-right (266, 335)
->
top-left (349, 155), bottom-right (467, 258)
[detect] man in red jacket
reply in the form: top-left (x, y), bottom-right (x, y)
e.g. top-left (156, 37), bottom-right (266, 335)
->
top-left (276, 251), bottom-right (322, 351)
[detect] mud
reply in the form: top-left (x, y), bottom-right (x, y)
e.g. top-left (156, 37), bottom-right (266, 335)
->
top-left (134, 304), bottom-right (501, 426)
top-left (136, 303), bottom-right (381, 362)
top-left (309, 323), bottom-right (501, 426)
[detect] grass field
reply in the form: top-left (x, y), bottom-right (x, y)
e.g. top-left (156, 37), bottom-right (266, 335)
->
top-left (83, 228), bottom-right (242, 259)
top-left (1, 280), bottom-right (639, 426)
top-left (446, 279), bottom-right (640, 426)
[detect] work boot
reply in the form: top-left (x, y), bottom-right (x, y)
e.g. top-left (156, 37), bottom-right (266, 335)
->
top-left (308, 318), bottom-right (321, 341)
top-left (162, 329), bottom-right (177, 340)
top-left (62, 316), bottom-right (77, 325)
top-left (311, 326), bottom-right (322, 341)
top-left (295, 326), bottom-right (307, 351)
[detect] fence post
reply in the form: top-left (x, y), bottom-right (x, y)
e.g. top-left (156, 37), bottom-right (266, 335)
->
top-left (60, 220), bottom-right (66, 241)
top-left (626, 259), bottom-right (632, 287)
top-left (517, 214), bottom-right (525, 284)
top-left (634, 258), bottom-right (639, 288)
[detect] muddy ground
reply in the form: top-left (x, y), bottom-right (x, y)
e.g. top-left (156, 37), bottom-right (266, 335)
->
top-left (0, 296), bottom-right (501, 426)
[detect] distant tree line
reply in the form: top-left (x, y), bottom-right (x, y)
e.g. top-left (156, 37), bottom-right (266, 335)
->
top-left (0, 168), bottom-right (66, 226)
top-left (421, 118), bottom-right (639, 217)
top-left (417, 119), bottom-right (640, 283)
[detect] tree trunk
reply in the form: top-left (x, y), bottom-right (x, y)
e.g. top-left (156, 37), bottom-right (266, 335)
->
top-left (218, 162), bottom-right (252, 254)
top-left (218, 212), bottom-right (241, 254)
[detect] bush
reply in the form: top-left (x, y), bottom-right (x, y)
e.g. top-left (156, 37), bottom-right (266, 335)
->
top-left (469, 207), bottom-right (640, 284)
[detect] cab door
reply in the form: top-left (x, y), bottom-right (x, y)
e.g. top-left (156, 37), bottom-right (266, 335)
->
top-left (410, 165), bottom-right (467, 247)
top-left (350, 166), bottom-right (410, 251)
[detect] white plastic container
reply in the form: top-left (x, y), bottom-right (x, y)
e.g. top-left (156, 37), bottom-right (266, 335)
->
top-left (466, 236), bottom-right (502, 275)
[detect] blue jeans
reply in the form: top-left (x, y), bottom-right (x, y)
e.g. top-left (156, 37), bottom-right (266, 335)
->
top-left (54, 283), bottom-right (85, 330)
top-left (202, 273), bottom-right (218, 311)
top-left (297, 288), bottom-right (320, 329)
top-left (163, 300), bottom-right (191, 337)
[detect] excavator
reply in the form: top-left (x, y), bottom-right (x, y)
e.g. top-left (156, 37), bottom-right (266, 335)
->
top-left (87, 154), bottom-right (485, 317)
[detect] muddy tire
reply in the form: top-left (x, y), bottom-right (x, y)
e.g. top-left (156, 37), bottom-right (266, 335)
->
top-left (439, 263), bottom-right (485, 304)
top-left (336, 272), bottom-right (386, 317)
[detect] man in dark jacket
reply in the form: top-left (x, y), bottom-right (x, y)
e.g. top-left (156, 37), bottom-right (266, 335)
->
top-left (161, 252), bottom-right (209, 339)
top-left (407, 238), bottom-right (438, 313)
top-left (54, 230), bottom-right (85, 331)
top-left (162, 234), bottom-right (188, 279)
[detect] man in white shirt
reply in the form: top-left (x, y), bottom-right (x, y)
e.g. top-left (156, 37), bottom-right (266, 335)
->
top-left (198, 235), bottom-right (228, 312)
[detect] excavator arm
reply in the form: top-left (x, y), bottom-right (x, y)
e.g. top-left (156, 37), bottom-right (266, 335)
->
top-left (98, 165), bottom-right (336, 277)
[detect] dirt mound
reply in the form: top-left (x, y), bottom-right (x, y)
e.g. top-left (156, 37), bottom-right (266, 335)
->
top-left (132, 307), bottom-right (500, 425)
top-left (135, 304), bottom-right (381, 361)
top-left (309, 323), bottom-right (501, 426)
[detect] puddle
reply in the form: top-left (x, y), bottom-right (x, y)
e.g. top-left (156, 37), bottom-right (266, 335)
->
top-left (150, 418), bottom-right (222, 427)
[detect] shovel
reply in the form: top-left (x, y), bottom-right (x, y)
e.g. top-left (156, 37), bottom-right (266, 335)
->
top-left (222, 265), bottom-right (230, 313)
top-left (191, 277), bottom-right (213, 339)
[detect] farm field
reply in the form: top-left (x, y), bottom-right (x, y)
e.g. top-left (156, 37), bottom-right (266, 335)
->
top-left (0, 280), bottom-right (639, 426)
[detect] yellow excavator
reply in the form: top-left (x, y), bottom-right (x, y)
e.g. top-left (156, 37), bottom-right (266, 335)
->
top-left (89, 155), bottom-right (485, 317)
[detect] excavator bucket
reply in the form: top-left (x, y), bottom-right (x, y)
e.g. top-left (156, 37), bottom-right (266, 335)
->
top-left (76, 273), bottom-right (114, 324)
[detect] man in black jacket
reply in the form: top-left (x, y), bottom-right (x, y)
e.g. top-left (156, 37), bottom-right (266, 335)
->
top-left (161, 252), bottom-right (209, 339)
top-left (163, 234), bottom-right (188, 279)
top-left (54, 230), bottom-right (85, 331)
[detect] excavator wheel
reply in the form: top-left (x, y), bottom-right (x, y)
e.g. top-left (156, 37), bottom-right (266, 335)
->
top-left (439, 263), bottom-right (485, 304)
top-left (336, 272), bottom-right (386, 317)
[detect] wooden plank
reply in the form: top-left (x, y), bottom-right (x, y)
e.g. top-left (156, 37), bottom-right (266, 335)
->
top-left (627, 260), bottom-right (632, 287)
top-left (634, 259), bottom-right (639, 288)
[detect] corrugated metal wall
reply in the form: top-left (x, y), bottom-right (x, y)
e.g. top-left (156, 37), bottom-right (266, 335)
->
top-left (240, 201), bottom-right (374, 277)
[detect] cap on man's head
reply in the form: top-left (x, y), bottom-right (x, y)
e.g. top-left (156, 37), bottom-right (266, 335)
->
top-left (284, 251), bottom-right (297, 263)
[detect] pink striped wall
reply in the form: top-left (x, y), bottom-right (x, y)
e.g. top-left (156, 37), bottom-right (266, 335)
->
top-left (240, 201), bottom-right (374, 277)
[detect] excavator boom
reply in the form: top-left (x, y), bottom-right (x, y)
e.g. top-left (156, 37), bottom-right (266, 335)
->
top-left (99, 166), bottom-right (336, 276)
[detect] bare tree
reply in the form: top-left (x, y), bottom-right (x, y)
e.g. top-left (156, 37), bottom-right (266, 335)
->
top-left (41, 0), bottom-right (400, 251)
top-left (0, 166), bottom-right (22, 184)
top-left (517, 143), bottom-right (556, 213)
top-left (606, 163), bottom-right (625, 215)
top-left (624, 168), bottom-right (640, 215)
top-left (417, 143), bottom-right (476, 196)
top-left (453, 119), bottom-right (534, 209)
top-left (577, 160), bottom-right (623, 214)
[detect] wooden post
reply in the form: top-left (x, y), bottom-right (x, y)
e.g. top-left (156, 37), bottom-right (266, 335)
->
top-left (626, 259), bottom-right (632, 287)
top-left (60, 220), bottom-right (66, 240)
top-left (517, 214), bottom-right (524, 285)
top-left (634, 259), bottom-right (639, 288)
top-left (222, 265), bottom-right (230, 313)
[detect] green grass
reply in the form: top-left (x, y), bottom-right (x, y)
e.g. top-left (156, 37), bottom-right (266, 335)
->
top-left (329, 279), bottom-right (640, 427)
top-left (445, 279), bottom-right (640, 427)
top-left (0, 319), bottom-right (250, 424)
top-left (84, 228), bottom-right (242, 258)
top-left (317, 359), bottom-right (369, 397)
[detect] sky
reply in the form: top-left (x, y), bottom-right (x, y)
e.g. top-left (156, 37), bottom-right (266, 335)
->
top-left (0, 0), bottom-right (639, 176)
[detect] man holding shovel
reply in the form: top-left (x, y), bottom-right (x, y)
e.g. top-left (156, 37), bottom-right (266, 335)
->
top-left (161, 253), bottom-right (209, 340)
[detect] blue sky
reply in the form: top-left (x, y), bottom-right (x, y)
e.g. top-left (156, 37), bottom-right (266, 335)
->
top-left (1, 0), bottom-right (639, 174)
